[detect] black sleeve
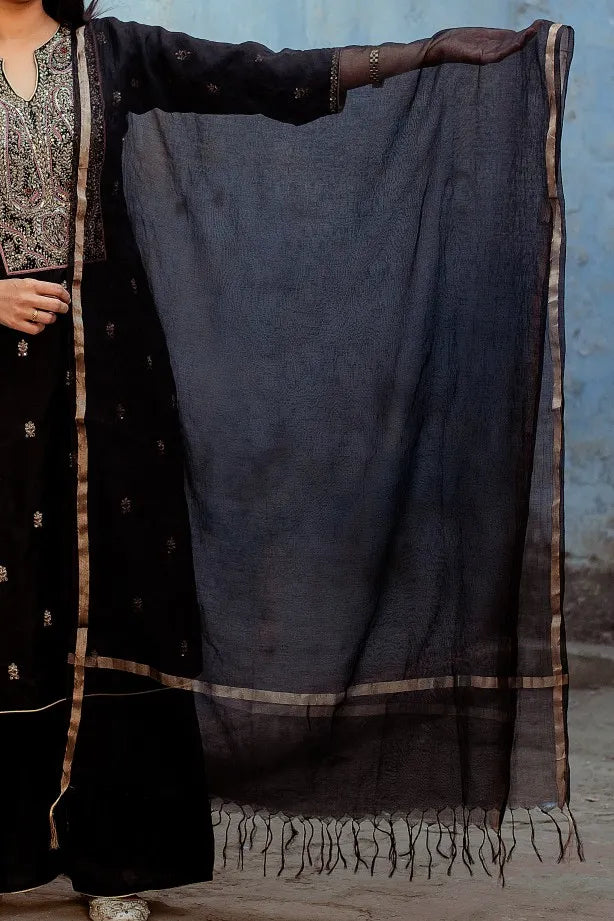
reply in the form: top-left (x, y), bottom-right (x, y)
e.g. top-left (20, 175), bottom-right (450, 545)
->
top-left (102, 17), bottom-right (345, 125)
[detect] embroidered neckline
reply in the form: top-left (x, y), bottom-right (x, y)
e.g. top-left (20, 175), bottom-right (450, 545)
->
top-left (0, 22), bottom-right (74, 273)
top-left (0, 23), bottom-right (66, 103)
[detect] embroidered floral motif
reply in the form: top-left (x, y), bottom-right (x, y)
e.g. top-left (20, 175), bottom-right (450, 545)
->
top-left (112, 90), bottom-right (122, 105)
top-left (25, 421), bottom-right (36, 438)
top-left (156, 439), bottom-right (166, 455)
top-left (17, 339), bottom-right (28, 357)
top-left (120, 497), bottom-right (132, 515)
top-left (0, 565), bottom-right (7, 583)
top-left (132, 597), bottom-right (143, 612)
top-left (116, 403), bottom-right (126, 422)
top-left (294, 87), bottom-right (311, 99)
top-left (180, 640), bottom-right (188, 657)
top-left (0, 25), bottom-right (74, 273)
top-left (106, 321), bottom-right (116, 339)
top-left (33, 510), bottom-right (43, 528)
top-left (68, 451), bottom-right (76, 469)
top-left (65, 369), bottom-right (73, 387)
top-left (255, 54), bottom-right (265, 63)
top-left (206, 83), bottom-right (221, 95)
top-left (166, 536), bottom-right (176, 554)
top-left (175, 49), bottom-right (192, 61)
top-left (44, 610), bottom-right (52, 627)
top-left (146, 355), bottom-right (153, 370)
top-left (8, 662), bottom-right (19, 680)
top-left (130, 277), bottom-right (138, 294)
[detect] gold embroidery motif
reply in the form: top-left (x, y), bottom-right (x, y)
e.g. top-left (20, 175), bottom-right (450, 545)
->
top-left (121, 497), bottom-right (132, 515)
top-left (175, 49), bottom-right (192, 61)
top-left (0, 25), bottom-right (74, 273)
top-left (146, 354), bottom-right (153, 370)
top-left (105, 321), bottom-right (115, 338)
top-left (65, 369), bottom-right (73, 387)
top-left (25, 420), bottom-right (36, 438)
top-left (116, 403), bottom-right (126, 421)
top-left (17, 339), bottom-right (28, 357)
top-left (68, 451), bottom-right (76, 469)
top-left (166, 536), bottom-right (176, 554)
top-left (156, 439), bottom-right (165, 455)
top-left (33, 510), bottom-right (43, 528)
top-left (294, 87), bottom-right (311, 100)
top-left (130, 277), bottom-right (137, 294)
top-left (8, 662), bottom-right (19, 680)
top-left (112, 90), bottom-right (122, 105)
top-left (180, 640), bottom-right (188, 657)
top-left (206, 83), bottom-right (220, 95)
top-left (132, 597), bottom-right (143, 612)
top-left (44, 610), bottom-right (52, 627)
top-left (0, 565), bottom-right (7, 583)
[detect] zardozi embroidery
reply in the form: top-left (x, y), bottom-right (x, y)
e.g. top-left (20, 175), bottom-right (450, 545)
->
top-left (0, 26), bottom-right (74, 273)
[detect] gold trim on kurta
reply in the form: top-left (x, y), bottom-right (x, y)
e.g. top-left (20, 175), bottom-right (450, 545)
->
top-left (48, 25), bottom-right (92, 850)
top-left (74, 654), bottom-right (569, 706)
top-left (544, 22), bottom-right (568, 809)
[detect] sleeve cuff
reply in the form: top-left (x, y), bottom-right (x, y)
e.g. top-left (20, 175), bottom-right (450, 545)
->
top-left (329, 48), bottom-right (347, 114)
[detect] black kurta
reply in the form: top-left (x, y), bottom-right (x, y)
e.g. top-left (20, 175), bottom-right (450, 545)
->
top-left (0, 16), bottom-right (342, 894)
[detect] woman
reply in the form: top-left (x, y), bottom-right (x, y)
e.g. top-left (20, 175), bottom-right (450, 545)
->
top-left (0, 1), bottom-right (541, 918)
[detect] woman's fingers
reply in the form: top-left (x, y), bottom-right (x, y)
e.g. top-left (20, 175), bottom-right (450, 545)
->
top-left (30, 279), bottom-right (71, 305)
top-left (19, 305), bottom-right (57, 325)
top-left (31, 294), bottom-right (70, 314)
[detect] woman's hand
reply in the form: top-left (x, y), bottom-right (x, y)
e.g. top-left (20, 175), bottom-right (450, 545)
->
top-left (421, 21), bottom-right (542, 68)
top-left (340, 22), bottom-right (543, 90)
top-left (0, 277), bottom-right (70, 335)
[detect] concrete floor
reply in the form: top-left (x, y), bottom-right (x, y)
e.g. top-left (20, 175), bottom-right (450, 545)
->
top-left (3, 688), bottom-right (613, 921)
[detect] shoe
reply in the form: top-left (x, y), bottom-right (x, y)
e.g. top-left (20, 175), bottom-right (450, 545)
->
top-left (88, 896), bottom-right (151, 921)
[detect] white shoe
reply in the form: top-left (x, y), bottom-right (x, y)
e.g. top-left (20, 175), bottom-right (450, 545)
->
top-left (88, 896), bottom-right (151, 921)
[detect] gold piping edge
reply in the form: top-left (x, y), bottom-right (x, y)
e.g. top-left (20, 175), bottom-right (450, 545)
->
top-left (544, 22), bottom-right (568, 809)
top-left (72, 654), bottom-right (569, 706)
top-left (0, 687), bottom-right (178, 717)
top-left (48, 25), bottom-right (92, 851)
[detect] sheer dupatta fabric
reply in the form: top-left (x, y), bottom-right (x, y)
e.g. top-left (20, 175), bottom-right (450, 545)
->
top-left (107, 20), bottom-right (575, 875)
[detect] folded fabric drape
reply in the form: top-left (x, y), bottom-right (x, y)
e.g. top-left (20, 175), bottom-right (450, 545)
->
top-left (117, 20), bottom-right (579, 877)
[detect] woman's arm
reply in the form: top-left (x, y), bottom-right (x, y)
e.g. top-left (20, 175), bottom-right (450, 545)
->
top-left (102, 18), bottom-right (345, 124)
top-left (339, 23), bottom-right (542, 90)
top-left (102, 18), bottom-right (541, 124)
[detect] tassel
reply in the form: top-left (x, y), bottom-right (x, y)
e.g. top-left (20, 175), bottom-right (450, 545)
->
top-left (48, 796), bottom-right (61, 851)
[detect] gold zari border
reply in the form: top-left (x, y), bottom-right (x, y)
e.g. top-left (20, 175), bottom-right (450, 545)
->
top-left (74, 654), bottom-right (568, 707)
top-left (48, 25), bottom-right (93, 849)
top-left (544, 22), bottom-right (569, 808)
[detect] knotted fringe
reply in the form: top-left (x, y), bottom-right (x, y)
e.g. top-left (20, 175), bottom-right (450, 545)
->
top-left (210, 801), bottom-right (584, 883)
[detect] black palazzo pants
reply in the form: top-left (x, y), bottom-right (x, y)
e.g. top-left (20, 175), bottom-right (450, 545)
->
top-left (0, 267), bottom-right (214, 896)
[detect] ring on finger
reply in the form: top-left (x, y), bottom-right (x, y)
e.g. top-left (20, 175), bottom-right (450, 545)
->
top-left (31, 308), bottom-right (39, 322)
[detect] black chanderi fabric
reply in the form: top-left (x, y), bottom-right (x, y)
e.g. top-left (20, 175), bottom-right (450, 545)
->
top-left (122, 22), bottom-right (576, 872)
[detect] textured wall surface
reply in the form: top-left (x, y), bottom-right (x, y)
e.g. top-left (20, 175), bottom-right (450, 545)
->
top-left (107, 0), bottom-right (614, 636)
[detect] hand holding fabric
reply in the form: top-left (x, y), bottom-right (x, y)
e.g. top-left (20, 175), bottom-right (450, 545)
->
top-left (339, 21), bottom-right (543, 89)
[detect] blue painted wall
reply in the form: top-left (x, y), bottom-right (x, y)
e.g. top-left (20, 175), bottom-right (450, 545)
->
top-left (107, 1), bottom-right (614, 598)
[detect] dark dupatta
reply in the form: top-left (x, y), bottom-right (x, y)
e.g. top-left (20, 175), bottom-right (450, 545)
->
top-left (62, 18), bottom-right (578, 875)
